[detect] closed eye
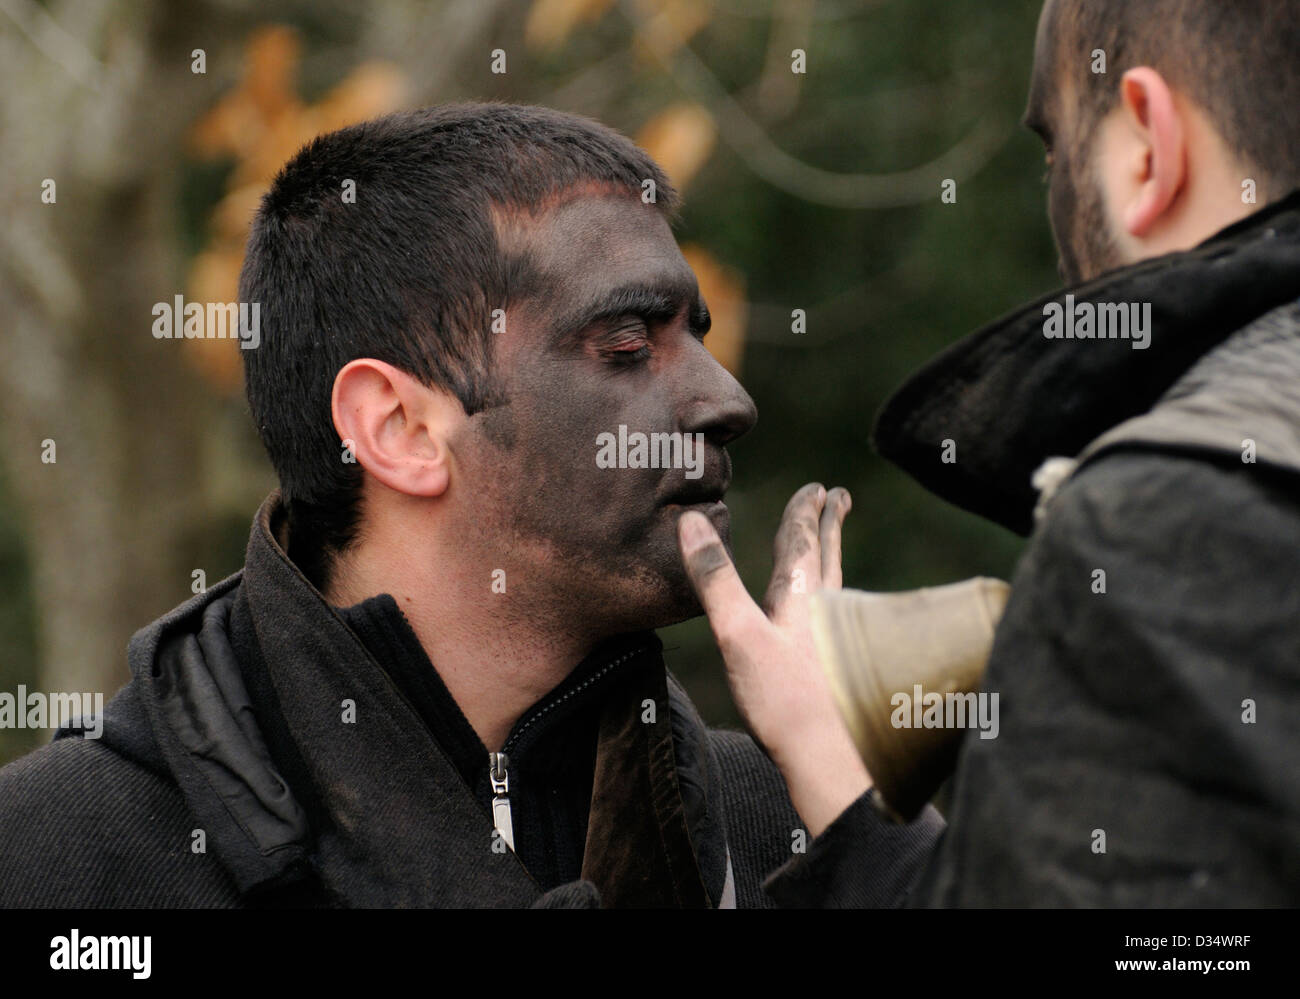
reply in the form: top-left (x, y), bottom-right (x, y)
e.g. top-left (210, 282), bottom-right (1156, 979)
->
top-left (601, 321), bottom-right (653, 363)
top-left (615, 344), bottom-right (652, 362)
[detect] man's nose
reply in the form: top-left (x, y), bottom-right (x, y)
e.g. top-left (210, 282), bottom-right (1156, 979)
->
top-left (679, 343), bottom-right (758, 446)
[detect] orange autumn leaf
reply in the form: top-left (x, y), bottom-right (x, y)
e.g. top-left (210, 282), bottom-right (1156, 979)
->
top-left (635, 102), bottom-right (716, 193)
top-left (631, 0), bottom-right (713, 63)
top-left (681, 244), bottom-right (747, 377)
top-left (525, 0), bottom-right (615, 50)
top-left (309, 63), bottom-right (409, 136)
top-left (184, 249), bottom-right (248, 393)
top-left (186, 26), bottom-right (407, 394)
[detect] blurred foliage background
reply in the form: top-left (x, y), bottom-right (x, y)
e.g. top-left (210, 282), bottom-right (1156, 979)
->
top-left (0, 0), bottom-right (1056, 764)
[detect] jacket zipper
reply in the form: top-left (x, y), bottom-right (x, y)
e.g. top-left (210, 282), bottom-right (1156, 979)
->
top-left (488, 751), bottom-right (515, 852)
top-left (484, 643), bottom-right (648, 857)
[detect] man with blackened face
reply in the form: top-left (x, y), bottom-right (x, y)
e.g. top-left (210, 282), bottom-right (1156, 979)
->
top-left (434, 191), bottom-right (753, 641)
top-left (317, 169), bottom-right (764, 761)
top-left (0, 103), bottom-right (941, 909)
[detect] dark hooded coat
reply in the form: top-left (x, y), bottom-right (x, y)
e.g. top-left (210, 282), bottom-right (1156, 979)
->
top-left (870, 191), bottom-right (1300, 906)
top-left (0, 494), bottom-right (941, 908)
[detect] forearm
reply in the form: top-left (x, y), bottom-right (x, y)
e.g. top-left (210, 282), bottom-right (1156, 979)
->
top-left (772, 718), bottom-right (873, 840)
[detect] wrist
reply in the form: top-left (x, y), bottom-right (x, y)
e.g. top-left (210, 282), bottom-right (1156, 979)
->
top-left (772, 723), bottom-right (873, 839)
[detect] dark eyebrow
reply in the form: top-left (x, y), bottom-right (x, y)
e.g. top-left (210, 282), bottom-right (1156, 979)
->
top-left (551, 278), bottom-right (711, 346)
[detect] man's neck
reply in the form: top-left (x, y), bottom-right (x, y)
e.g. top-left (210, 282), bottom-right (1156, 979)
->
top-left (324, 538), bottom-right (595, 752)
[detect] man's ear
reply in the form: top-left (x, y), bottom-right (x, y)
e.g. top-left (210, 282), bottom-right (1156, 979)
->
top-left (331, 359), bottom-right (461, 498)
top-left (1116, 67), bottom-right (1187, 237)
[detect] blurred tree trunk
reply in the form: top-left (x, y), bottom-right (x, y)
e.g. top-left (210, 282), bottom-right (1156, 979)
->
top-left (0, 0), bottom-right (249, 695)
top-left (0, 0), bottom-right (519, 700)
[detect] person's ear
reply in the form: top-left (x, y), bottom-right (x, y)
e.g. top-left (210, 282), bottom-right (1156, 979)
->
top-left (331, 359), bottom-right (460, 498)
top-left (1116, 67), bottom-right (1187, 237)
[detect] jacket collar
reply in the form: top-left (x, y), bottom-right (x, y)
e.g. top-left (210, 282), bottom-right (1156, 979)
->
top-left (873, 189), bottom-right (1300, 535)
top-left (1072, 298), bottom-right (1300, 480)
top-left (128, 491), bottom-right (732, 907)
top-left (335, 591), bottom-right (648, 806)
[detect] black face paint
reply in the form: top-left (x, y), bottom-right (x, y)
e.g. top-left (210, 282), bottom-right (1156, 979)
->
top-left (445, 194), bottom-right (756, 639)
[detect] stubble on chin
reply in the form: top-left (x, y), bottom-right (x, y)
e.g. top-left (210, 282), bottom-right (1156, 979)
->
top-left (601, 507), bottom-right (739, 632)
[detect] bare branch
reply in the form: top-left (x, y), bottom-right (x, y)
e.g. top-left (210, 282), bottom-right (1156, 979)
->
top-left (618, 0), bottom-right (1014, 209)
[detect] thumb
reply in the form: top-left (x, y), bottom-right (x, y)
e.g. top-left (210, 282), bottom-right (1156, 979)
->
top-left (677, 512), bottom-right (768, 644)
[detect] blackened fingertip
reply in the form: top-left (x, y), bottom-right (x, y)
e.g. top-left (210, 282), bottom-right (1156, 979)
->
top-left (678, 510), bottom-right (713, 549)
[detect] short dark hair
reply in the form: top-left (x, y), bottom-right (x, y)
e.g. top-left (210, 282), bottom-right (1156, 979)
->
top-left (239, 103), bottom-right (677, 589)
top-left (1044, 0), bottom-right (1300, 198)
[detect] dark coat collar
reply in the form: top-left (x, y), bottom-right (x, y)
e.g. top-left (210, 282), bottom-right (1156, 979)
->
top-left (873, 190), bottom-right (1300, 535)
top-left (125, 492), bottom-right (731, 907)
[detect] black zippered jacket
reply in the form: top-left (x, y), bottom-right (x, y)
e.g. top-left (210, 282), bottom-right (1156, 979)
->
top-left (0, 493), bottom-right (942, 907)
